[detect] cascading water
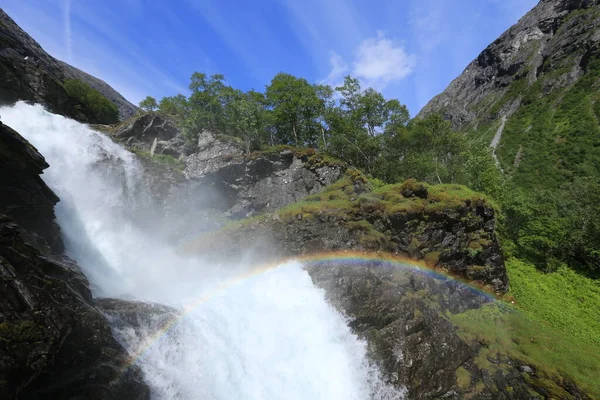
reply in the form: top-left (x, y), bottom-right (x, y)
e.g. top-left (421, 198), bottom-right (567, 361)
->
top-left (1, 102), bottom-right (403, 399)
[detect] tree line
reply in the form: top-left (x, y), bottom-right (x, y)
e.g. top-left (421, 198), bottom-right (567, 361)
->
top-left (139, 72), bottom-right (498, 191)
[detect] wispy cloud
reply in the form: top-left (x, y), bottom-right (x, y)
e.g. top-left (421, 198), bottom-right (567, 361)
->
top-left (61, 0), bottom-right (72, 62)
top-left (278, 0), bottom-right (369, 72)
top-left (323, 31), bottom-right (416, 92)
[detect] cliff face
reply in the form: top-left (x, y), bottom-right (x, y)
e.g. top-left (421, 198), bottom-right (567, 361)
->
top-left (0, 9), bottom-right (137, 120)
top-left (98, 113), bottom-right (346, 222)
top-left (0, 121), bottom-right (149, 399)
top-left (418, 0), bottom-right (600, 129)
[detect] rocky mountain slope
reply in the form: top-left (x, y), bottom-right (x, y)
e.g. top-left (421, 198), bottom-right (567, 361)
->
top-left (418, 0), bottom-right (600, 189)
top-left (0, 121), bottom-right (149, 399)
top-left (0, 8), bottom-right (136, 120)
top-left (419, 0), bottom-right (600, 129)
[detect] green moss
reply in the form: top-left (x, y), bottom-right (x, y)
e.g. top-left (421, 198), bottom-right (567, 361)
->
top-left (130, 148), bottom-right (185, 172)
top-left (0, 320), bottom-right (45, 343)
top-left (456, 366), bottom-right (472, 390)
top-left (423, 251), bottom-right (441, 265)
top-left (449, 303), bottom-right (600, 397)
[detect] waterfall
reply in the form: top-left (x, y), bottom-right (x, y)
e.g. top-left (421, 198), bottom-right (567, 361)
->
top-left (1, 102), bottom-right (402, 400)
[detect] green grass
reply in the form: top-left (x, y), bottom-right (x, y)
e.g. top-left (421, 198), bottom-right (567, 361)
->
top-left (449, 303), bottom-right (600, 398)
top-left (507, 258), bottom-right (600, 346)
top-left (449, 257), bottom-right (600, 397)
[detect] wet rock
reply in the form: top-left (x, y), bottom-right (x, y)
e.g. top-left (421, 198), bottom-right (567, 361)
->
top-left (0, 122), bottom-right (149, 399)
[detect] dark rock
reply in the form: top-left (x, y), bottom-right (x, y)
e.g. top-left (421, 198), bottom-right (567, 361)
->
top-left (0, 122), bottom-right (61, 253)
top-left (0, 122), bottom-right (149, 399)
top-left (97, 298), bottom-right (178, 331)
top-left (185, 139), bottom-right (345, 218)
top-left (0, 9), bottom-right (136, 120)
top-left (0, 219), bottom-right (149, 400)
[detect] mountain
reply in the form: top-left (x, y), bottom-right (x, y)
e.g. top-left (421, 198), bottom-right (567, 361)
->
top-left (419, 0), bottom-right (600, 188)
top-left (0, 8), bottom-right (137, 121)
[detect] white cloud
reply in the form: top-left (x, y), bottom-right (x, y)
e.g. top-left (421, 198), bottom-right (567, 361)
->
top-left (322, 52), bottom-right (348, 88)
top-left (324, 31), bottom-right (416, 91)
top-left (353, 31), bottom-right (417, 88)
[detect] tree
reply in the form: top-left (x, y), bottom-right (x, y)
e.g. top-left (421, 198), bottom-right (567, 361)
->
top-left (379, 114), bottom-right (466, 184)
top-left (158, 94), bottom-right (188, 119)
top-left (266, 73), bottom-right (324, 146)
top-left (139, 96), bottom-right (158, 111)
top-left (184, 73), bottom-right (229, 142)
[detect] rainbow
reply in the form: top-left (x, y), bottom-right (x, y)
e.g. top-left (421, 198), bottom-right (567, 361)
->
top-left (119, 250), bottom-right (498, 372)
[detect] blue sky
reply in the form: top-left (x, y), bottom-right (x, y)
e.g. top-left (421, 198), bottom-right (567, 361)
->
top-left (2, 0), bottom-right (537, 116)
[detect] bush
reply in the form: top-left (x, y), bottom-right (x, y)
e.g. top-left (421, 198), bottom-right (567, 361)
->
top-left (63, 79), bottom-right (119, 124)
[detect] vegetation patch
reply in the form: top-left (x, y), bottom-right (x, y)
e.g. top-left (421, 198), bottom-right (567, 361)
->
top-left (449, 303), bottom-right (600, 398)
top-left (130, 148), bottom-right (185, 172)
top-left (0, 320), bottom-right (45, 343)
top-left (63, 79), bottom-right (119, 124)
top-left (506, 258), bottom-right (600, 346)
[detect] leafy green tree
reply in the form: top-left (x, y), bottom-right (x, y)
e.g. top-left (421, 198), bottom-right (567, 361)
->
top-left (158, 94), bottom-right (189, 120)
top-left (222, 88), bottom-right (269, 153)
top-left (184, 73), bottom-right (229, 143)
top-left (379, 114), bottom-right (466, 184)
top-left (139, 96), bottom-right (158, 111)
top-left (326, 77), bottom-right (384, 172)
top-left (265, 73), bottom-right (325, 146)
top-left (464, 143), bottom-right (504, 199)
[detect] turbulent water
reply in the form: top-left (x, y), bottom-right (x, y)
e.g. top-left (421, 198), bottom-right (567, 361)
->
top-left (1, 102), bottom-right (403, 399)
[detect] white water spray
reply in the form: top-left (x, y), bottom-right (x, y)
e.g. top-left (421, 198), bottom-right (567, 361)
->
top-left (1, 102), bottom-right (403, 399)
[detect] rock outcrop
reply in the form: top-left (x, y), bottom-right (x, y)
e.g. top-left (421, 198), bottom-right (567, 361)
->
top-left (97, 112), bottom-right (190, 159)
top-left (185, 146), bottom-right (345, 218)
top-left (186, 177), bottom-right (508, 293)
top-left (0, 121), bottom-right (149, 399)
top-left (0, 8), bottom-right (136, 120)
top-left (418, 0), bottom-right (600, 129)
top-left (95, 113), bottom-right (346, 220)
top-left (307, 261), bottom-right (592, 399)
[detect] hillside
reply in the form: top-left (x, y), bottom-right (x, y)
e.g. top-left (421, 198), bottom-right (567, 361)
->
top-left (419, 0), bottom-right (600, 273)
top-left (0, 8), bottom-right (137, 121)
top-left (418, 0), bottom-right (600, 189)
